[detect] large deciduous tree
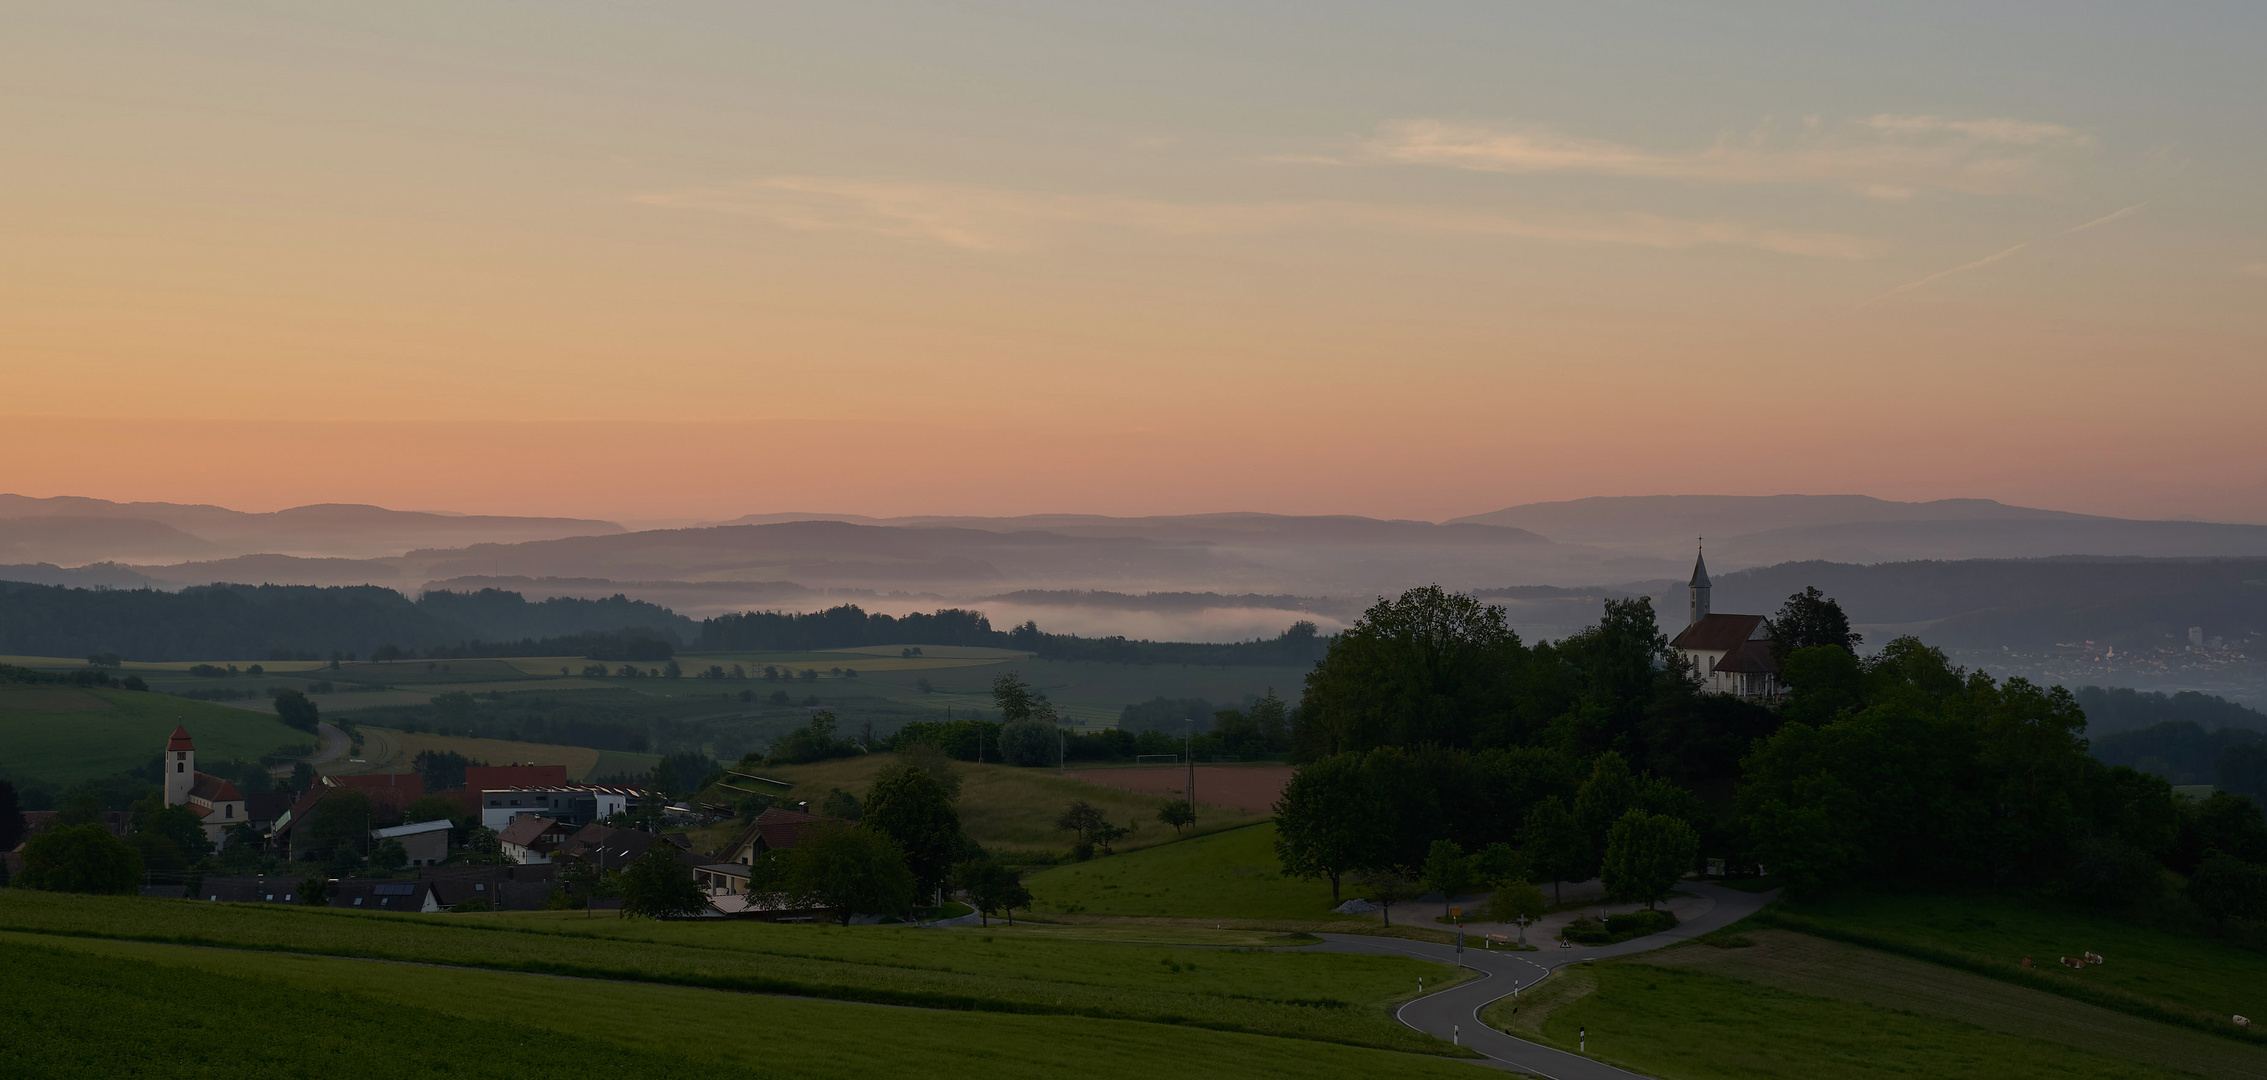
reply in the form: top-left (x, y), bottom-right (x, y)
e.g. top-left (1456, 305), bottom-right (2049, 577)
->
top-left (1601, 809), bottom-right (1698, 909)
top-left (862, 763), bottom-right (963, 895)
top-left (17, 824), bottom-right (141, 894)
top-left (1272, 752), bottom-right (1378, 901)
top-left (780, 822), bottom-right (918, 925)
top-left (1296, 585), bottom-right (1526, 758)
top-left (618, 843), bottom-right (707, 919)
top-left (1770, 586), bottom-right (1861, 662)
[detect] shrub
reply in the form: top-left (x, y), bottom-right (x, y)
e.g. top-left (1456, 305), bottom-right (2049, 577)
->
top-left (16, 825), bottom-right (141, 895)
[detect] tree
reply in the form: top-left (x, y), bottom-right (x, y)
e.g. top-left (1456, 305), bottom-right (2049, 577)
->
top-left (998, 718), bottom-right (1057, 767)
top-left (619, 843), bottom-right (708, 919)
top-left (299, 874), bottom-right (330, 905)
top-left (1488, 879), bottom-right (1548, 944)
top-left (129, 832), bottom-right (186, 884)
top-left (819, 787), bottom-right (863, 821)
top-left (372, 838), bottom-right (409, 870)
top-left (1157, 800), bottom-right (1196, 835)
top-left (1355, 867), bottom-right (1417, 927)
top-left (953, 857), bottom-right (1032, 927)
top-left (273, 688), bottom-right (321, 733)
top-left (306, 789), bottom-right (374, 861)
top-left (290, 761), bottom-right (317, 793)
top-left (862, 764), bottom-right (963, 895)
top-left (461, 826), bottom-right (508, 865)
top-left (1272, 752), bottom-right (1378, 901)
top-left (1421, 839), bottom-right (1474, 919)
top-left (1601, 809), bottom-right (1699, 909)
top-left (1572, 752), bottom-right (1639, 873)
top-left (1770, 586), bottom-right (1861, 663)
top-left (17, 824), bottom-right (141, 894)
top-left (1469, 842), bottom-right (1531, 889)
top-left (1056, 800), bottom-right (1128, 859)
top-left (779, 822), bottom-right (918, 925)
top-left (0, 780), bottom-right (25, 852)
top-left (1297, 586), bottom-right (1527, 757)
top-left (142, 804), bottom-right (215, 862)
top-left (1520, 796), bottom-right (1588, 904)
top-left (2189, 850), bottom-right (2267, 922)
top-left (402, 794), bottom-right (467, 828)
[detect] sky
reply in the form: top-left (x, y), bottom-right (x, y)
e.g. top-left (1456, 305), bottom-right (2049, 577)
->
top-left (4, 1), bottom-right (2264, 524)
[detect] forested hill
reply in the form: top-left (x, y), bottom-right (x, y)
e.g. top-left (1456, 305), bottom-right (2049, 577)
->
top-left (0, 581), bottom-right (1332, 666)
top-left (0, 582), bottom-right (692, 661)
top-left (696, 605), bottom-right (1333, 667)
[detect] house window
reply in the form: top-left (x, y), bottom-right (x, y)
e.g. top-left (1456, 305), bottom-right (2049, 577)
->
top-left (225, 805), bottom-right (233, 818)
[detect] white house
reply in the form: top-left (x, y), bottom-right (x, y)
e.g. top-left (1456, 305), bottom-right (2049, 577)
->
top-left (370, 819), bottom-right (453, 867)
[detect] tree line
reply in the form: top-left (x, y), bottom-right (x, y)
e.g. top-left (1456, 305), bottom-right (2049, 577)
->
top-left (1271, 585), bottom-right (2267, 926)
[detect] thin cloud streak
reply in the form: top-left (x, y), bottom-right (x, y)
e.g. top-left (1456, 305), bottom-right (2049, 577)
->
top-left (636, 177), bottom-right (1879, 259)
top-left (1862, 203), bottom-right (2147, 306)
top-left (1369, 114), bottom-right (2091, 197)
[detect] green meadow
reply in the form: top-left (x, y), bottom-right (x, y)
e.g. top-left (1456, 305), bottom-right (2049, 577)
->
top-left (0, 891), bottom-right (1462, 1056)
top-left (0, 684), bottom-right (307, 787)
top-left (1, 933), bottom-right (1488, 1080)
top-left (1024, 822), bottom-right (1364, 921)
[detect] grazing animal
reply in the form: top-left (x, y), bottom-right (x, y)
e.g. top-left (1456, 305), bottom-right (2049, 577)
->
top-left (2020, 957), bottom-right (2035, 969)
top-left (2059, 956), bottom-right (2085, 969)
top-left (2084, 952), bottom-right (2104, 965)
top-left (2236, 1016), bottom-right (2252, 1030)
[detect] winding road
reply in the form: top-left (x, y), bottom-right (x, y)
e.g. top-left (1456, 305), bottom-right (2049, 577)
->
top-left (1311, 882), bottom-right (1780, 1079)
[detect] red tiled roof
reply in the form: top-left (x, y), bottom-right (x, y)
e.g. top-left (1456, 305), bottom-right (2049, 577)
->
top-left (752, 808), bottom-right (830, 852)
top-left (1670, 613), bottom-right (1769, 653)
top-left (1711, 639), bottom-right (1782, 674)
top-left (465, 765), bottom-right (569, 790)
top-left (188, 803), bottom-right (214, 819)
top-left (168, 725), bottom-right (195, 752)
top-left (189, 772), bottom-right (243, 803)
top-left (333, 773), bottom-right (426, 798)
top-left (498, 815), bottom-right (565, 849)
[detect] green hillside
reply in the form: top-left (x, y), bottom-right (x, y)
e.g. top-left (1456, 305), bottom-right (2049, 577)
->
top-left (0, 685), bottom-right (308, 787)
top-left (1025, 821), bottom-right (1364, 921)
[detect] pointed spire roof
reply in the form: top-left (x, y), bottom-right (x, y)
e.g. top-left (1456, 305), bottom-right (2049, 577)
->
top-left (1689, 547), bottom-right (1711, 588)
top-left (167, 725), bottom-right (195, 751)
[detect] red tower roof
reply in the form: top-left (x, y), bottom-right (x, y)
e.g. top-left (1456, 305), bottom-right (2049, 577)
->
top-left (167, 725), bottom-right (195, 752)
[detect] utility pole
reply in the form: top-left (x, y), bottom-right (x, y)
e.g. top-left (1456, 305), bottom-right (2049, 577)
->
top-left (1184, 718), bottom-right (1196, 821)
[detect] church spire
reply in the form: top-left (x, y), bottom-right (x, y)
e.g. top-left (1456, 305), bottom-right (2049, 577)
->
top-left (1688, 542), bottom-right (1711, 628)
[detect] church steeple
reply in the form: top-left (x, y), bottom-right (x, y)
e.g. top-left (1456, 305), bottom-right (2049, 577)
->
top-left (165, 725), bottom-right (196, 807)
top-left (1688, 543), bottom-right (1711, 628)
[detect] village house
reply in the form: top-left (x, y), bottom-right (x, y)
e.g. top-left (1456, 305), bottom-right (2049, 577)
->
top-left (328, 879), bottom-right (442, 913)
top-left (479, 785), bottom-right (641, 831)
top-left (497, 815), bottom-right (574, 864)
top-left (370, 818), bottom-right (452, 867)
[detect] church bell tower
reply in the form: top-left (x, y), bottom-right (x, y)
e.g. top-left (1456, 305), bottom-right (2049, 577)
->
top-left (165, 725), bottom-right (195, 807)
top-left (1688, 545), bottom-right (1711, 629)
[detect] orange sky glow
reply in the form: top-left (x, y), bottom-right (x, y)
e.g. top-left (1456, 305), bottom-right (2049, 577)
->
top-left (4, 3), bottom-right (2262, 524)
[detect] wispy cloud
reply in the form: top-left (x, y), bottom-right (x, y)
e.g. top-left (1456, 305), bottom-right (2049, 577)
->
top-left (635, 177), bottom-right (1879, 259)
top-left (1861, 203), bottom-right (2146, 306)
top-left (1368, 113), bottom-right (2092, 198)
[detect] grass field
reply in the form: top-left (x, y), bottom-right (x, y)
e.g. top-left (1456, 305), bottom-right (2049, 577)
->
top-left (1024, 822), bottom-right (1365, 922)
top-left (752, 754), bottom-right (1269, 855)
top-left (0, 891), bottom-right (1462, 1057)
top-left (1485, 957), bottom-right (2213, 1080)
top-left (2, 933), bottom-right (1489, 1080)
top-left (1757, 892), bottom-right (2267, 1038)
top-left (0, 685), bottom-right (307, 787)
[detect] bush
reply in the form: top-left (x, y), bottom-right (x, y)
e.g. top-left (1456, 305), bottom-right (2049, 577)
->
top-left (1560, 908), bottom-right (1678, 945)
top-left (997, 719), bottom-right (1056, 767)
top-left (16, 825), bottom-right (141, 895)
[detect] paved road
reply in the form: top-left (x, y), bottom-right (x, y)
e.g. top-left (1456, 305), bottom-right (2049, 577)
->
top-left (263, 721), bottom-right (351, 776)
top-left (1311, 882), bottom-right (1779, 1079)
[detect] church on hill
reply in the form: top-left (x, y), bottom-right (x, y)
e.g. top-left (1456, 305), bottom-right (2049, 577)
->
top-left (163, 725), bottom-right (247, 845)
top-left (1668, 548), bottom-right (1784, 702)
